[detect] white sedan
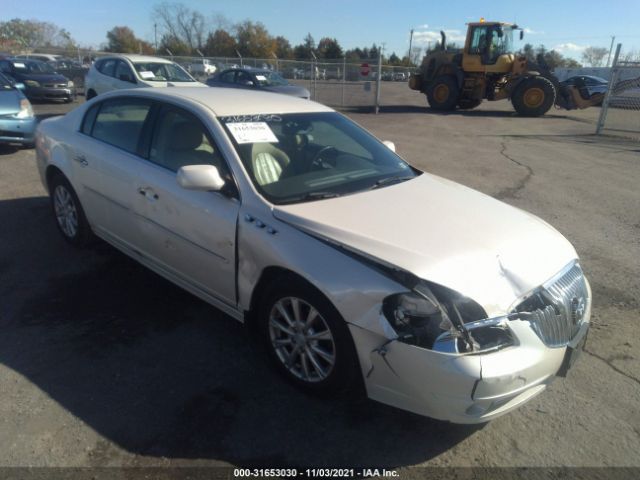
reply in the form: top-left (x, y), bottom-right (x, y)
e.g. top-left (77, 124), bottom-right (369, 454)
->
top-left (35, 88), bottom-right (590, 423)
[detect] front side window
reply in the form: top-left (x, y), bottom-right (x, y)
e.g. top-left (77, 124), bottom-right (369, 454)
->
top-left (219, 71), bottom-right (236, 83)
top-left (91, 98), bottom-right (152, 154)
top-left (469, 26), bottom-right (489, 55)
top-left (219, 112), bottom-right (418, 205)
top-left (235, 71), bottom-right (254, 86)
top-left (149, 107), bottom-right (232, 182)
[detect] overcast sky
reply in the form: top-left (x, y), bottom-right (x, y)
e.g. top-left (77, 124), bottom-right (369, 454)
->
top-left (5, 0), bottom-right (640, 59)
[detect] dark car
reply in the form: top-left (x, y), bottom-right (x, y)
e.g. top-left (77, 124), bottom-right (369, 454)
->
top-left (47, 59), bottom-right (88, 92)
top-left (206, 67), bottom-right (310, 99)
top-left (560, 75), bottom-right (608, 98)
top-left (0, 59), bottom-right (76, 103)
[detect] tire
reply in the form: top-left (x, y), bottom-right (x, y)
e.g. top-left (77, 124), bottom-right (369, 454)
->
top-left (512, 77), bottom-right (556, 116)
top-left (458, 98), bottom-right (482, 110)
top-left (49, 174), bottom-right (93, 247)
top-left (258, 279), bottom-right (360, 394)
top-left (86, 89), bottom-right (97, 100)
top-left (426, 75), bottom-right (459, 111)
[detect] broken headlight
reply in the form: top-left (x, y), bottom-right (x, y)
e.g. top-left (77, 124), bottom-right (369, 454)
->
top-left (382, 283), bottom-right (516, 354)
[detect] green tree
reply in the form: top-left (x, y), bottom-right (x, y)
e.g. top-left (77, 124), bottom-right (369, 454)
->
top-left (235, 20), bottom-right (275, 58)
top-left (0, 18), bottom-right (76, 49)
top-left (274, 36), bottom-right (292, 59)
top-left (293, 33), bottom-right (316, 59)
top-left (317, 37), bottom-right (343, 59)
top-left (106, 26), bottom-right (153, 54)
top-left (203, 29), bottom-right (237, 57)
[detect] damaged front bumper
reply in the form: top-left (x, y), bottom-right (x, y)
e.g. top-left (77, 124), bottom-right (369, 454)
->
top-left (348, 274), bottom-right (591, 424)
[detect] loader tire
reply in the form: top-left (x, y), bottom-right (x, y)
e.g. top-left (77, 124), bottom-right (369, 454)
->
top-left (512, 77), bottom-right (556, 117)
top-left (427, 75), bottom-right (459, 111)
top-left (458, 99), bottom-right (482, 110)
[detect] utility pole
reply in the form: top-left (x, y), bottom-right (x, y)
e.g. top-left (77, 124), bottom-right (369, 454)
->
top-left (154, 23), bottom-right (158, 54)
top-left (408, 28), bottom-right (414, 65)
top-left (606, 36), bottom-right (616, 67)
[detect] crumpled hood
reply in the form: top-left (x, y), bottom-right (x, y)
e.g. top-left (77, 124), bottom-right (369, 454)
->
top-left (273, 173), bottom-right (578, 316)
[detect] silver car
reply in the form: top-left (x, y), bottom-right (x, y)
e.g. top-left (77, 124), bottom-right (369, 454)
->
top-left (35, 88), bottom-right (590, 423)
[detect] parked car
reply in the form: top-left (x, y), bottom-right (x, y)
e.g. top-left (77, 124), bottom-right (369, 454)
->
top-left (35, 87), bottom-right (590, 424)
top-left (46, 59), bottom-right (89, 93)
top-left (393, 72), bottom-right (407, 81)
top-left (13, 53), bottom-right (62, 63)
top-left (0, 72), bottom-right (36, 146)
top-left (189, 58), bottom-right (217, 76)
top-left (84, 54), bottom-right (206, 99)
top-left (207, 67), bottom-right (310, 99)
top-left (0, 58), bottom-right (76, 103)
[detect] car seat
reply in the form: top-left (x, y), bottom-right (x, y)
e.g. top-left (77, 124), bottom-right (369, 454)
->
top-left (250, 143), bottom-right (290, 186)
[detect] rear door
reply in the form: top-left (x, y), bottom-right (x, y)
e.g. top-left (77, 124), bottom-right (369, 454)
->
top-left (133, 104), bottom-right (240, 305)
top-left (80, 97), bottom-right (154, 249)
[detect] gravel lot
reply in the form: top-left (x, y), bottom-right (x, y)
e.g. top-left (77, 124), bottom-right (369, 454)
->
top-left (0, 85), bottom-right (638, 475)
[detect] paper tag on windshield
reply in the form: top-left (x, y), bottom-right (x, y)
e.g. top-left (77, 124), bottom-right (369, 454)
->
top-left (139, 71), bottom-right (155, 79)
top-left (255, 75), bottom-right (267, 81)
top-left (13, 62), bottom-right (26, 68)
top-left (226, 122), bottom-right (278, 144)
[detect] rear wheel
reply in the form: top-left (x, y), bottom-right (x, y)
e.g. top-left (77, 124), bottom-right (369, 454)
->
top-left (49, 174), bottom-right (92, 247)
top-left (458, 98), bottom-right (482, 110)
top-left (426, 75), bottom-right (459, 111)
top-left (512, 77), bottom-right (556, 116)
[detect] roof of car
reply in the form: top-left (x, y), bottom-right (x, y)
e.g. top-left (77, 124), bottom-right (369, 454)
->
top-left (103, 87), bottom-right (332, 116)
top-left (97, 54), bottom-right (174, 64)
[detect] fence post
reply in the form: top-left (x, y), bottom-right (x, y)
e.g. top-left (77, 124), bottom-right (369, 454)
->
top-left (342, 56), bottom-right (346, 107)
top-left (596, 43), bottom-right (622, 135)
top-left (375, 50), bottom-right (382, 114)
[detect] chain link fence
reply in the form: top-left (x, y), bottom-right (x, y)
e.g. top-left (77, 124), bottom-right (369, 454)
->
top-left (7, 46), bottom-right (419, 110)
top-left (596, 44), bottom-right (640, 138)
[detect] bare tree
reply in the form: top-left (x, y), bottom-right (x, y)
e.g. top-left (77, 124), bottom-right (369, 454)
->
top-left (581, 46), bottom-right (608, 67)
top-left (152, 2), bottom-right (206, 52)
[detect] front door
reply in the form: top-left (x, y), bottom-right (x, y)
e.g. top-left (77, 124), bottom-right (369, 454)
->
top-left (133, 105), bottom-right (240, 305)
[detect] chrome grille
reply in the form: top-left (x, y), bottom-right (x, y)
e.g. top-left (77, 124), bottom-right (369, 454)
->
top-left (524, 263), bottom-right (589, 347)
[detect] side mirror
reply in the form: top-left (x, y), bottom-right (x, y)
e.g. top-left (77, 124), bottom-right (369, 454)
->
top-left (382, 140), bottom-right (396, 152)
top-left (177, 165), bottom-right (225, 192)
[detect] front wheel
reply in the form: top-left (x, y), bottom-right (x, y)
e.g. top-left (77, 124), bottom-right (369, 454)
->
top-left (426, 75), bottom-right (459, 111)
top-left (512, 77), bottom-right (556, 116)
top-left (259, 281), bottom-right (360, 393)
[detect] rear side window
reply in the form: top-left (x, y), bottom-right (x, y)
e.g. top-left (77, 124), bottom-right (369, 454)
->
top-left (98, 59), bottom-right (116, 77)
top-left (91, 98), bottom-right (152, 154)
top-left (81, 104), bottom-right (100, 135)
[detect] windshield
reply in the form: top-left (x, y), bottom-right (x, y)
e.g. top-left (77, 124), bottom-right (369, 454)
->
top-left (0, 72), bottom-right (15, 89)
top-left (220, 112), bottom-right (419, 204)
top-left (12, 61), bottom-right (56, 74)
top-left (132, 62), bottom-right (195, 82)
top-left (254, 71), bottom-right (289, 87)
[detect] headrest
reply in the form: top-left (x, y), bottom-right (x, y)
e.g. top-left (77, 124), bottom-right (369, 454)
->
top-left (170, 122), bottom-right (203, 151)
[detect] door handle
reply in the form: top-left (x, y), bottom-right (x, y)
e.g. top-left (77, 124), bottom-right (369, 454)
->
top-left (137, 187), bottom-right (159, 200)
top-left (73, 155), bottom-right (88, 167)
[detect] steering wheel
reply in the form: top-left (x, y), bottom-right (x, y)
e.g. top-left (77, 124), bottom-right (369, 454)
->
top-left (310, 146), bottom-right (337, 169)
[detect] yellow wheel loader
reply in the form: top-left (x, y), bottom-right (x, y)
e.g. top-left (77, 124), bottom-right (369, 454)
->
top-left (409, 21), bottom-right (604, 116)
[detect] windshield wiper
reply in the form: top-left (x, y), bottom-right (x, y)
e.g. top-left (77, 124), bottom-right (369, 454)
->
top-left (278, 191), bottom-right (341, 205)
top-left (369, 175), bottom-right (414, 190)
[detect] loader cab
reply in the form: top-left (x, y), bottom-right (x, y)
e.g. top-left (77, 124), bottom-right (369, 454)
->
top-left (463, 22), bottom-right (517, 73)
